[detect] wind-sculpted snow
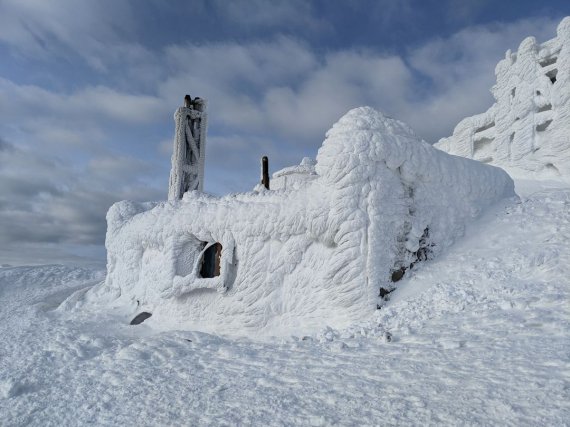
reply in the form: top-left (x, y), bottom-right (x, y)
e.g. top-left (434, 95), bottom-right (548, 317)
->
top-left (436, 17), bottom-right (570, 177)
top-left (70, 107), bottom-right (514, 335)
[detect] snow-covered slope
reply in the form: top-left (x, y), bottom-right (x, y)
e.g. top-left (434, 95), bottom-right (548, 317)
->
top-left (436, 16), bottom-right (570, 177)
top-left (0, 179), bottom-right (568, 425)
top-left (72, 107), bottom-right (513, 335)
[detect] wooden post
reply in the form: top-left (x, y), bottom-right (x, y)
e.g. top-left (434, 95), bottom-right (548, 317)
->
top-left (184, 94), bottom-right (192, 108)
top-left (261, 156), bottom-right (270, 189)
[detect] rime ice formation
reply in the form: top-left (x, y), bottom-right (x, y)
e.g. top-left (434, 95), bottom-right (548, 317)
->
top-left (78, 107), bottom-right (514, 335)
top-left (271, 157), bottom-right (317, 191)
top-left (435, 17), bottom-right (570, 177)
top-left (168, 96), bottom-right (208, 200)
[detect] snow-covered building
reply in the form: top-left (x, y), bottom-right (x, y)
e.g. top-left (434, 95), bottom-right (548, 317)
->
top-left (86, 106), bottom-right (513, 334)
top-left (436, 17), bottom-right (570, 177)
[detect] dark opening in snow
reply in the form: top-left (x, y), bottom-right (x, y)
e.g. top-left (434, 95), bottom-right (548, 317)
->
top-left (130, 312), bottom-right (152, 325)
top-left (536, 120), bottom-right (553, 132)
top-left (537, 103), bottom-right (552, 112)
top-left (546, 69), bottom-right (557, 84)
top-left (200, 242), bottom-right (222, 278)
top-left (539, 56), bottom-right (557, 67)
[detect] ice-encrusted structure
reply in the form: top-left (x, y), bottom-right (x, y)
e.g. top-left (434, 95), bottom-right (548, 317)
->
top-left (271, 157), bottom-right (317, 191)
top-left (168, 96), bottom-right (208, 200)
top-left (84, 107), bottom-right (513, 334)
top-left (436, 17), bottom-right (570, 177)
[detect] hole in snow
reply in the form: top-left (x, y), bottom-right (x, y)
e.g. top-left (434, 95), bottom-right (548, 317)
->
top-left (546, 69), bottom-right (557, 84)
top-left (537, 103), bottom-right (552, 112)
top-left (536, 120), bottom-right (552, 132)
top-left (474, 122), bottom-right (495, 134)
top-left (536, 90), bottom-right (541, 95)
top-left (511, 87), bottom-right (516, 98)
top-left (130, 312), bottom-right (152, 325)
top-left (199, 242), bottom-right (222, 278)
top-left (539, 56), bottom-right (557, 67)
top-left (509, 132), bottom-right (515, 143)
top-left (391, 268), bottom-right (405, 283)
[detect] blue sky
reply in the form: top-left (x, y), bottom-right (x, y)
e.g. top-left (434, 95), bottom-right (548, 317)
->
top-left (0, 0), bottom-right (568, 266)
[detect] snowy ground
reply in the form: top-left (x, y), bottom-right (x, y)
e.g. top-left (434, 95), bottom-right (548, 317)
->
top-left (0, 179), bottom-right (568, 426)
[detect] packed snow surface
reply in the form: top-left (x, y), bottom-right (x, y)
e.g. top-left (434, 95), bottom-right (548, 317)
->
top-left (0, 179), bottom-right (568, 425)
top-left (436, 17), bottom-right (570, 177)
top-left (77, 107), bottom-right (513, 335)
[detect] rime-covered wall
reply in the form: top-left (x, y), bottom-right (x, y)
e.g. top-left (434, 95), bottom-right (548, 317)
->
top-left (435, 17), bottom-right (570, 177)
top-left (78, 107), bottom-right (513, 335)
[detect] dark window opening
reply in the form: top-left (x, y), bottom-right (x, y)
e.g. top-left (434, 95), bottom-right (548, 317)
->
top-left (539, 56), bottom-right (557, 67)
top-left (536, 119), bottom-right (553, 132)
top-left (200, 242), bottom-right (222, 278)
top-left (546, 69), bottom-right (557, 84)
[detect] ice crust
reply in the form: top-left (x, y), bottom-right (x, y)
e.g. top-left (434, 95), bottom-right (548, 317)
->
top-left (435, 17), bottom-right (570, 177)
top-left (85, 107), bottom-right (513, 335)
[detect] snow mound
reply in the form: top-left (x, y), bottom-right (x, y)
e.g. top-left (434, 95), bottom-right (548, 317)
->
top-left (435, 17), bottom-right (570, 178)
top-left (68, 107), bottom-right (514, 335)
top-left (0, 265), bottom-right (104, 318)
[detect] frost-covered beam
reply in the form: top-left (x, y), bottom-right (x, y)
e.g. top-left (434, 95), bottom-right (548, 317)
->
top-left (168, 95), bottom-right (208, 200)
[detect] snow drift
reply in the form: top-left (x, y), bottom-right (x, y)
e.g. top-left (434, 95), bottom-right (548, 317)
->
top-left (435, 16), bottom-right (570, 177)
top-left (73, 107), bottom-right (514, 334)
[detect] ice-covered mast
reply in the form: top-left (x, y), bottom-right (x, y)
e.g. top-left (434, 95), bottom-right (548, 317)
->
top-left (168, 95), bottom-right (208, 200)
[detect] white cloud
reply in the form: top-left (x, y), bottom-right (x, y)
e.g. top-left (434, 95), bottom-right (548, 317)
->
top-left (0, 0), bottom-right (138, 71)
top-left (0, 142), bottom-right (162, 264)
top-left (0, 79), bottom-right (165, 126)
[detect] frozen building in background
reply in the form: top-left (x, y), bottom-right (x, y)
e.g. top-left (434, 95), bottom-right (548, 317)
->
top-left (78, 106), bottom-right (513, 335)
top-left (436, 17), bottom-right (570, 177)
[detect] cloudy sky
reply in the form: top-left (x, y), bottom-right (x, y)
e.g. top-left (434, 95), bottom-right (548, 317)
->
top-left (0, 0), bottom-right (567, 267)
